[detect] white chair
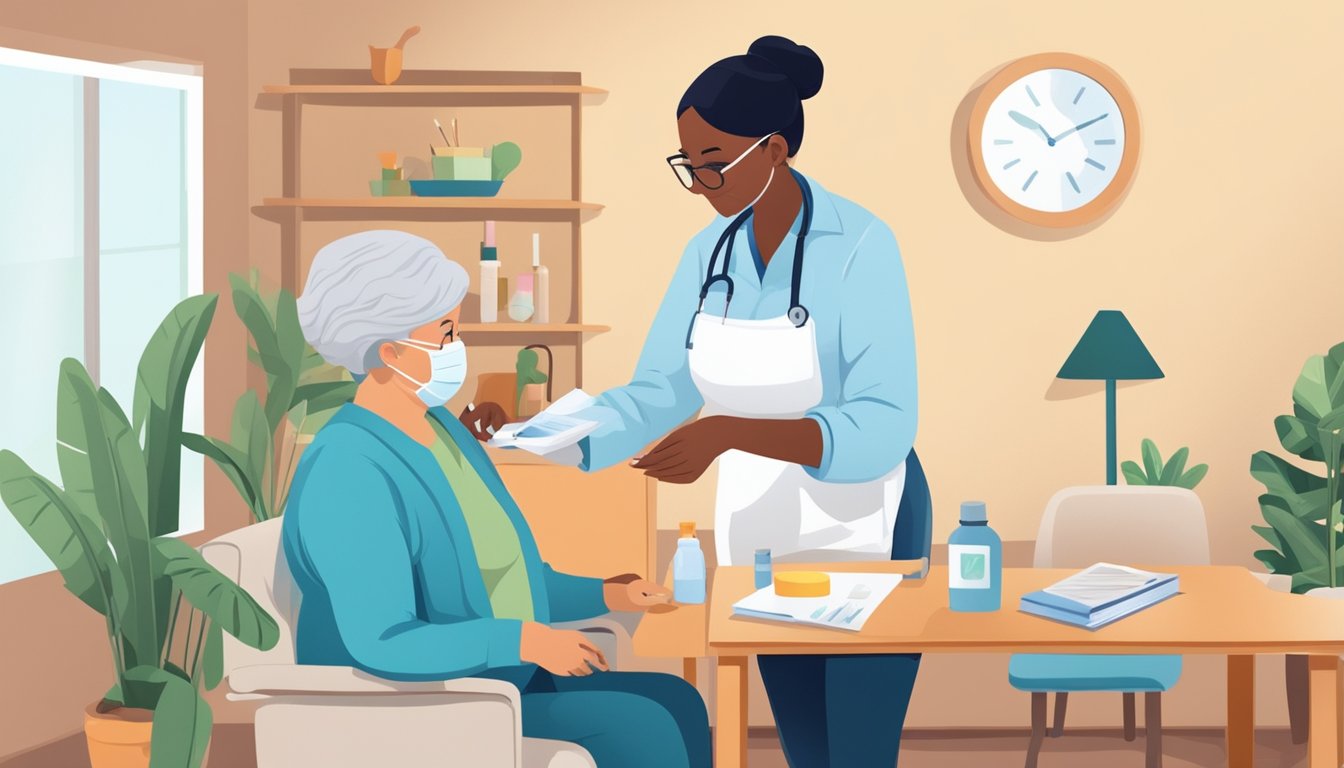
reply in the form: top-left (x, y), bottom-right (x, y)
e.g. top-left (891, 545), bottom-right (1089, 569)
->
top-left (201, 518), bottom-right (636, 768)
top-left (1010, 485), bottom-right (1211, 768)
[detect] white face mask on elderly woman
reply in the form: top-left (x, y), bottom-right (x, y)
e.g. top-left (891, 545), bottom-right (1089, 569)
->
top-left (387, 338), bottom-right (468, 407)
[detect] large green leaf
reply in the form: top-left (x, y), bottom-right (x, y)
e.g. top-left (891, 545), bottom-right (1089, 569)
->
top-left (1262, 502), bottom-right (1328, 575)
top-left (1250, 451), bottom-right (1328, 521)
top-left (121, 665), bottom-right (212, 768)
top-left (1120, 461), bottom-right (1147, 485)
top-left (153, 538), bottom-right (279, 651)
top-left (57, 360), bottom-right (158, 669)
top-left (1277, 415), bottom-right (1321, 460)
top-left (1176, 464), bottom-right (1209, 489)
top-left (1141, 439), bottom-right (1162, 483)
top-left (230, 391), bottom-right (274, 520)
top-left (1294, 355), bottom-right (1336, 422)
top-left (0, 451), bottom-right (125, 616)
top-left (270, 288), bottom-right (306, 429)
top-left (230, 276), bottom-right (297, 438)
top-left (203, 622), bottom-right (224, 691)
top-left (292, 381), bottom-right (358, 415)
top-left (1160, 447), bottom-right (1189, 486)
top-left (133, 294), bottom-right (217, 538)
top-left (181, 432), bottom-right (264, 521)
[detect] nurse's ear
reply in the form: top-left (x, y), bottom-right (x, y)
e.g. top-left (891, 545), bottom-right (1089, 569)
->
top-left (377, 341), bottom-right (406, 367)
top-left (765, 134), bottom-right (790, 167)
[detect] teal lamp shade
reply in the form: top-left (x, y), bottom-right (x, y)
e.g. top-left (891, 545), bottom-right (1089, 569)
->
top-left (1057, 311), bottom-right (1163, 484)
top-left (1058, 311), bottom-right (1164, 381)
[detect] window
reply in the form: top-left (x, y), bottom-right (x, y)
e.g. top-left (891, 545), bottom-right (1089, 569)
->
top-left (0, 46), bottom-right (203, 584)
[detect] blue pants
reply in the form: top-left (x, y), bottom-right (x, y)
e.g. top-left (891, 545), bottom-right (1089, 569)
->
top-left (758, 653), bottom-right (922, 767)
top-left (518, 669), bottom-right (711, 768)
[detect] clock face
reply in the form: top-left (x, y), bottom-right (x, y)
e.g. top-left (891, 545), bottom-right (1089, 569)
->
top-left (979, 68), bottom-right (1127, 214)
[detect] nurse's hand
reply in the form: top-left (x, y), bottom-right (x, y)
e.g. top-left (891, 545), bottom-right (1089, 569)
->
top-left (603, 574), bottom-right (672, 611)
top-left (459, 402), bottom-right (508, 441)
top-left (520, 622), bottom-right (609, 676)
top-left (632, 416), bottom-right (734, 483)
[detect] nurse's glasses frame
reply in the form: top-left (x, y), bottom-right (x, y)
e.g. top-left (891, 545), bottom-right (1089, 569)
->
top-left (666, 132), bottom-right (777, 190)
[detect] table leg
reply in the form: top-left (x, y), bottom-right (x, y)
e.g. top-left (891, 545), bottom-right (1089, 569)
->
top-left (715, 655), bottom-right (749, 768)
top-left (683, 657), bottom-right (698, 688)
top-left (1227, 655), bottom-right (1255, 768)
top-left (1308, 655), bottom-right (1340, 768)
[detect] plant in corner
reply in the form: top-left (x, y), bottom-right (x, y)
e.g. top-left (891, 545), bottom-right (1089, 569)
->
top-left (184, 272), bottom-right (356, 523)
top-left (0, 294), bottom-right (279, 768)
top-left (1250, 341), bottom-right (1344, 595)
top-left (1121, 439), bottom-right (1209, 489)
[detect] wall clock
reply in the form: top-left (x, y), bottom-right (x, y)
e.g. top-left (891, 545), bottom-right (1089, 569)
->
top-left (968, 52), bottom-right (1140, 228)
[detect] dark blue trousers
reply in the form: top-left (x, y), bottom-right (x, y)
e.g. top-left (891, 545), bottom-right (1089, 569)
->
top-left (758, 653), bottom-right (922, 767)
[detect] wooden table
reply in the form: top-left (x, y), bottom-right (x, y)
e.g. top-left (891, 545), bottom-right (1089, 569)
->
top-left (634, 562), bottom-right (1344, 768)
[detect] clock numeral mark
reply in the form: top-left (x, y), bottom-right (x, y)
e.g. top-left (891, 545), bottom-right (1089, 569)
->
top-left (1022, 170), bottom-right (1039, 191)
top-left (1066, 172), bottom-right (1081, 194)
top-left (1095, 139), bottom-right (1116, 145)
top-left (993, 139), bottom-right (1013, 145)
top-left (1003, 158), bottom-right (1021, 170)
top-left (1085, 158), bottom-right (1106, 171)
top-left (1025, 85), bottom-right (1041, 107)
top-left (1073, 87), bottom-right (1086, 105)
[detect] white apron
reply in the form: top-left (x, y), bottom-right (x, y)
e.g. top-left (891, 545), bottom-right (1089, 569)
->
top-left (688, 313), bottom-right (905, 566)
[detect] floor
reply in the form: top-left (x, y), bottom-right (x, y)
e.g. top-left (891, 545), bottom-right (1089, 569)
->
top-left (2, 725), bottom-right (1311, 767)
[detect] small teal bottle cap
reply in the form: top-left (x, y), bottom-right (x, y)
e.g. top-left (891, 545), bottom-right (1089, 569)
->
top-left (755, 548), bottom-right (771, 560)
top-left (960, 501), bottom-right (987, 523)
top-left (480, 243), bottom-right (498, 261)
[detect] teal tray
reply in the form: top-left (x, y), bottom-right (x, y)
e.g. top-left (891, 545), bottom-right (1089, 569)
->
top-left (409, 179), bottom-right (504, 197)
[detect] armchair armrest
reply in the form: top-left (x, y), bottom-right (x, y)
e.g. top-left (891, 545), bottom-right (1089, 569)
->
top-left (230, 665), bottom-right (528, 768)
top-left (552, 612), bottom-right (639, 670)
top-left (228, 663), bottom-right (521, 702)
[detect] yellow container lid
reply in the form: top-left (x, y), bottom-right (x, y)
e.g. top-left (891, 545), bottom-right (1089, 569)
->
top-left (774, 571), bottom-right (831, 597)
top-left (679, 521), bottom-right (696, 537)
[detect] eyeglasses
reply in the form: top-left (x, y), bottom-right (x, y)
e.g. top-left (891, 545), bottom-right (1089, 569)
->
top-left (666, 133), bottom-right (776, 191)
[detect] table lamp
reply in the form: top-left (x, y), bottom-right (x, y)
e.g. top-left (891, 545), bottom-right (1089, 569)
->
top-left (1057, 310), bottom-right (1163, 484)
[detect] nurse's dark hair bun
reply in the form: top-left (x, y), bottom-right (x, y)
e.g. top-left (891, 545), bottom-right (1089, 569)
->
top-left (747, 36), bottom-right (824, 100)
top-left (676, 35), bottom-right (824, 158)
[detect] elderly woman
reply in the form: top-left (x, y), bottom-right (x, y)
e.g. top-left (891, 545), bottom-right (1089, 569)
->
top-left (284, 230), bottom-right (710, 768)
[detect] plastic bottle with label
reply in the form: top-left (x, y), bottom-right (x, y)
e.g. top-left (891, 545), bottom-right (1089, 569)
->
top-left (948, 501), bottom-right (1002, 612)
top-left (672, 521), bottom-right (706, 604)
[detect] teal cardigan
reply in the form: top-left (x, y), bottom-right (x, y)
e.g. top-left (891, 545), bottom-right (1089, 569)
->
top-left (282, 403), bottom-right (609, 684)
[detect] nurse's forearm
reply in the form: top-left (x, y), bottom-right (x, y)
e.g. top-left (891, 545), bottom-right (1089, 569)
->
top-left (720, 416), bottom-right (823, 468)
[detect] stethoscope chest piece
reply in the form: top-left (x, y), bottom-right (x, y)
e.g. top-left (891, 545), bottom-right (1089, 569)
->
top-left (787, 305), bottom-right (809, 327)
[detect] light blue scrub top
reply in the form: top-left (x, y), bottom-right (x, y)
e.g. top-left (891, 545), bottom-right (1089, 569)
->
top-left (579, 170), bottom-right (918, 483)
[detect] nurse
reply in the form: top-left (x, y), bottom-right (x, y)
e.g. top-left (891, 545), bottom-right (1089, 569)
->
top-left (576, 35), bottom-right (921, 767)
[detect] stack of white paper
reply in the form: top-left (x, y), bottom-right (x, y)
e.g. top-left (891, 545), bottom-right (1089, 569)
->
top-left (489, 389), bottom-right (599, 455)
top-left (1020, 563), bottom-right (1179, 630)
top-left (731, 572), bottom-right (903, 632)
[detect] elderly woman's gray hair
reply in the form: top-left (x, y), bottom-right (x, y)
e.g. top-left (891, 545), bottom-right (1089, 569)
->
top-left (298, 230), bottom-right (470, 374)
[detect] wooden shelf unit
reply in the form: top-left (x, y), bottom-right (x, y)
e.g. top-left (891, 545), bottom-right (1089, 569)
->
top-left (257, 68), bottom-right (604, 387)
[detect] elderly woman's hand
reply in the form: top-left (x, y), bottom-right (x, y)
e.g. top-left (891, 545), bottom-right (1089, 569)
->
top-left (460, 402), bottom-right (509, 441)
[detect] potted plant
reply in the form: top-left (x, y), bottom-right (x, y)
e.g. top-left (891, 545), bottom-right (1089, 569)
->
top-left (0, 294), bottom-right (279, 768)
top-left (1251, 341), bottom-right (1344, 596)
top-left (1121, 438), bottom-right (1209, 489)
top-left (183, 273), bottom-right (355, 522)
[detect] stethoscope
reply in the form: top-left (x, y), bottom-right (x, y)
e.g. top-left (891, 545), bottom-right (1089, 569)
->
top-left (684, 173), bottom-right (814, 350)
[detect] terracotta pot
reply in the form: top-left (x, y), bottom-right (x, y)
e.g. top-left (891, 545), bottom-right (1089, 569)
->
top-left (368, 46), bottom-right (403, 85)
top-left (84, 702), bottom-right (152, 768)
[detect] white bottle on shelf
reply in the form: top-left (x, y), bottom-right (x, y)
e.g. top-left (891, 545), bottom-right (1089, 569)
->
top-left (532, 232), bottom-right (550, 324)
top-left (479, 241), bottom-right (499, 323)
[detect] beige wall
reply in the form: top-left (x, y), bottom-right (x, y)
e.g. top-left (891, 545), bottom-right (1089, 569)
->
top-left (0, 0), bottom-right (251, 757)
top-left (249, 0), bottom-right (1344, 565)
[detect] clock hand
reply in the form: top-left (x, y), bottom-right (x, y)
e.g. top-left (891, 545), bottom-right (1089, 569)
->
top-left (1008, 110), bottom-right (1055, 144)
top-left (1053, 113), bottom-right (1110, 143)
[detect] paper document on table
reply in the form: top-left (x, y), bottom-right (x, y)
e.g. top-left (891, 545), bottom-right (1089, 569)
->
top-left (1037, 563), bottom-right (1174, 611)
top-left (488, 389), bottom-right (598, 455)
top-left (731, 572), bottom-right (902, 632)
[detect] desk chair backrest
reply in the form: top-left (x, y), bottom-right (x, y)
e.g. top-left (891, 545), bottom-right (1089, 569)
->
top-left (201, 518), bottom-right (301, 675)
top-left (1033, 486), bottom-right (1210, 568)
top-left (892, 449), bottom-right (933, 567)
